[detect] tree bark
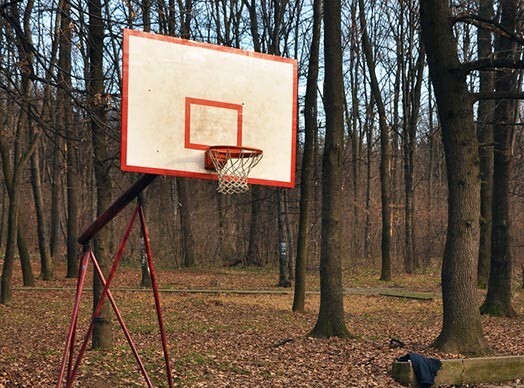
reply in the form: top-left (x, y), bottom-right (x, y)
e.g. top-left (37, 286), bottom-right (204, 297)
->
top-left (293, 0), bottom-right (321, 313)
top-left (17, 229), bottom-right (34, 286)
top-left (175, 0), bottom-right (197, 268)
top-left (243, 0), bottom-right (261, 53)
top-left (420, 0), bottom-right (489, 354)
top-left (30, 144), bottom-right (54, 280)
top-left (138, 0), bottom-right (152, 279)
top-left (476, 0), bottom-right (494, 289)
top-left (89, 0), bottom-right (113, 349)
top-left (54, 0), bottom-right (79, 278)
top-left (309, 0), bottom-right (351, 338)
top-left (480, 0), bottom-right (518, 317)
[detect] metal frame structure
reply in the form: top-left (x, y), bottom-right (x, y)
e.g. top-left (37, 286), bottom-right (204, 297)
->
top-left (57, 174), bottom-right (173, 387)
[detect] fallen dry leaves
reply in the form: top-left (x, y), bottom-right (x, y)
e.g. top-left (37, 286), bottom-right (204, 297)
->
top-left (0, 262), bottom-right (523, 387)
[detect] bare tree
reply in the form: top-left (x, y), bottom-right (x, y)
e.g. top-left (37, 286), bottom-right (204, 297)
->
top-left (480, 0), bottom-right (520, 318)
top-left (293, 0), bottom-right (322, 313)
top-left (176, 0), bottom-right (197, 268)
top-left (0, 1), bottom-right (41, 304)
top-left (89, 0), bottom-right (113, 349)
top-left (399, 0), bottom-right (425, 274)
top-left (358, 0), bottom-right (392, 281)
top-left (309, 0), bottom-right (351, 338)
top-left (420, 0), bottom-right (489, 354)
top-left (476, 0), bottom-right (495, 288)
top-left (59, 0), bottom-right (80, 279)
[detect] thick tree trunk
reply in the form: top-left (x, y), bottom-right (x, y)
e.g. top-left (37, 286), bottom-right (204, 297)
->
top-left (476, 0), bottom-right (494, 289)
top-left (174, 1), bottom-right (197, 269)
top-left (56, 0), bottom-right (79, 279)
top-left (293, 0), bottom-right (321, 313)
top-left (480, 0), bottom-right (518, 317)
top-left (89, 0), bottom-right (113, 349)
top-left (129, 11), bottom-right (152, 278)
top-left (309, 0), bottom-right (351, 338)
top-left (420, 0), bottom-right (488, 354)
top-left (481, 125), bottom-right (517, 316)
top-left (244, 0), bottom-right (261, 53)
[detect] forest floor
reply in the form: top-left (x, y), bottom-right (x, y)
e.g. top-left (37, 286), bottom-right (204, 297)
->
top-left (1, 261), bottom-right (524, 387)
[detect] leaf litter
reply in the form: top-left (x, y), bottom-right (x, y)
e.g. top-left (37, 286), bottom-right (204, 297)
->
top-left (0, 264), bottom-right (523, 387)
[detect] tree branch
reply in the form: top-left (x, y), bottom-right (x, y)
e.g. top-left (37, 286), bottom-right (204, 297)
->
top-left (453, 12), bottom-right (524, 45)
top-left (471, 91), bottom-right (524, 101)
top-left (463, 57), bottom-right (524, 73)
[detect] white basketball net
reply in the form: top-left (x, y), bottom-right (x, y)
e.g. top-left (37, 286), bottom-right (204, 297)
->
top-left (207, 147), bottom-right (263, 194)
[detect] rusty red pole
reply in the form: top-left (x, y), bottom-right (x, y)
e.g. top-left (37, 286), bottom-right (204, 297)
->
top-left (57, 249), bottom-right (90, 388)
top-left (58, 174), bottom-right (173, 386)
top-left (139, 202), bottom-right (174, 387)
top-left (67, 205), bottom-right (153, 387)
top-left (66, 250), bottom-right (154, 388)
top-left (78, 174), bottom-right (157, 245)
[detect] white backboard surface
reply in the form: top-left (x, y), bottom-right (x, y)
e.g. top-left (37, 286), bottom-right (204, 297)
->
top-left (121, 29), bottom-right (297, 188)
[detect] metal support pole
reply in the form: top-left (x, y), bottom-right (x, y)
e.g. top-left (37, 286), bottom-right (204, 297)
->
top-left (66, 205), bottom-right (153, 387)
top-left (66, 250), bottom-right (154, 388)
top-left (139, 203), bottom-right (174, 388)
top-left (78, 174), bottom-right (157, 245)
top-left (57, 249), bottom-right (90, 388)
top-left (58, 175), bottom-right (174, 387)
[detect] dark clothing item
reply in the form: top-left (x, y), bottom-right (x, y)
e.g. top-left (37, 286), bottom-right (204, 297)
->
top-left (397, 352), bottom-right (442, 388)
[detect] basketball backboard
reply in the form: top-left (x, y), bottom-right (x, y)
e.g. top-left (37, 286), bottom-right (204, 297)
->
top-left (121, 29), bottom-right (297, 188)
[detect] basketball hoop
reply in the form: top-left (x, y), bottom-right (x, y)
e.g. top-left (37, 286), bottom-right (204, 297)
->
top-left (205, 146), bottom-right (263, 194)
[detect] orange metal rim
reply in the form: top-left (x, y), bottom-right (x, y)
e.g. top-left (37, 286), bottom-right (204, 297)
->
top-left (207, 145), bottom-right (263, 159)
